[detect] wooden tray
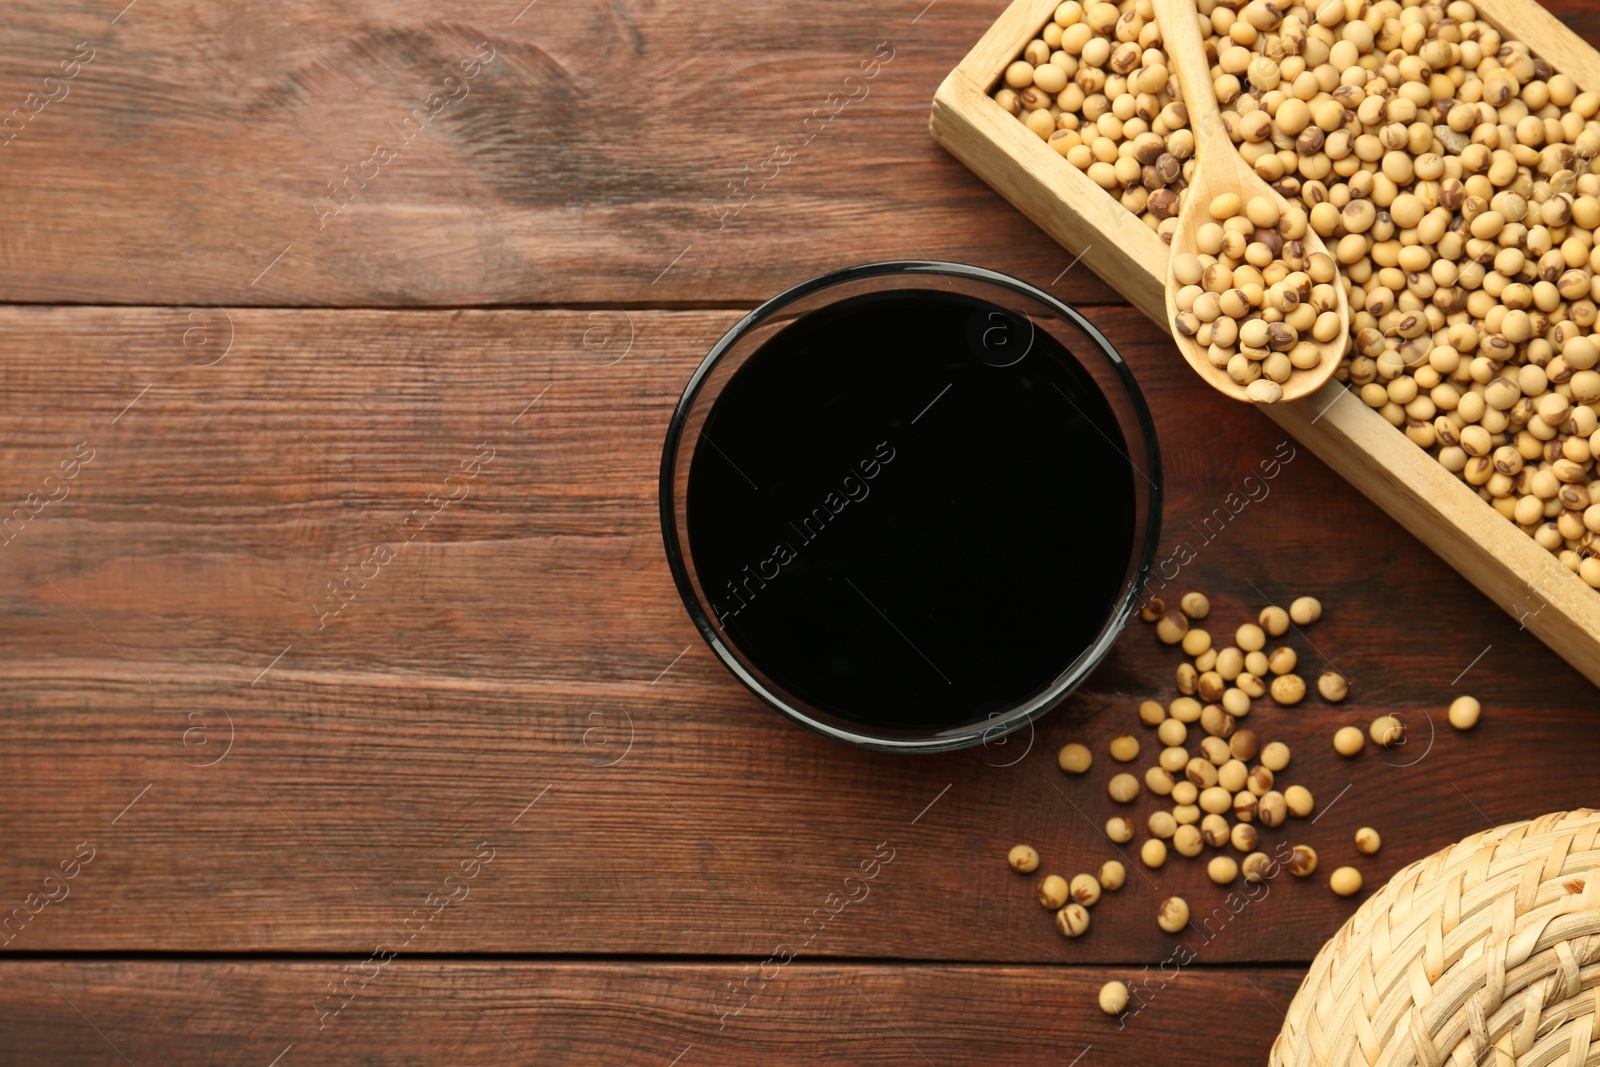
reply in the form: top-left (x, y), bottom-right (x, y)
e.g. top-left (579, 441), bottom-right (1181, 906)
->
top-left (930, 0), bottom-right (1600, 689)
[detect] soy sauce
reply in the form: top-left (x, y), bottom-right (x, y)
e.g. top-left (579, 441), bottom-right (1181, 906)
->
top-left (685, 290), bottom-right (1136, 733)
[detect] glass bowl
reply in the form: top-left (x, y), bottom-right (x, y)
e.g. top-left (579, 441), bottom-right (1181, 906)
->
top-left (660, 261), bottom-right (1162, 752)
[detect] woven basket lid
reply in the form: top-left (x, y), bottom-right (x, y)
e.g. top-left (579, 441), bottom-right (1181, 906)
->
top-left (1270, 808), bottom-right (1600, 1067)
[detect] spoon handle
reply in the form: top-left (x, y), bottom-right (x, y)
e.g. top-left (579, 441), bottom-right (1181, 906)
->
top-left (1152, 0), bottom-right (1230, 156)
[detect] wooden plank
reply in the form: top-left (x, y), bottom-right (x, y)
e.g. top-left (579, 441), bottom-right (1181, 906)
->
top-left (930, 0), bottom-right (1600, 691)
top-left (0, 0), bottom-right (1593, 309)
top-left (0, 0), bottom-right (1127, 307)
top-left (0, 961), bottom-right (1307, 1065)
top-left (1, 307), bottom-right (1596, 961)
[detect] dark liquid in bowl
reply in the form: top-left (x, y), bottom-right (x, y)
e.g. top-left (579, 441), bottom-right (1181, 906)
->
top-left (685, 290), bottom-right (1136, 733)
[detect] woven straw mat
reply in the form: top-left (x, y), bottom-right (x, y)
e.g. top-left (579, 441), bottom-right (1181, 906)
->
top-left (1270, 808), bottom-right (1600, 1067)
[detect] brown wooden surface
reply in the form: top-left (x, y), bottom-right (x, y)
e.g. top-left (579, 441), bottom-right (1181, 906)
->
top-left (3, 0), bottom-right (1600, 1063)
top-left (0, 963), bottom-right (1305, 1065)
top-left (0, 0), bottom-right (1132, 307)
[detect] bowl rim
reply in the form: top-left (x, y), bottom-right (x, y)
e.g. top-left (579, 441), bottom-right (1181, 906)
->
top-left (658, 259), bottom-right (1163, 752)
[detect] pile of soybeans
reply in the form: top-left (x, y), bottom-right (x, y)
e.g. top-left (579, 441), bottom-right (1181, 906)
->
top-left (995, 0), bottom-right (1600, 586)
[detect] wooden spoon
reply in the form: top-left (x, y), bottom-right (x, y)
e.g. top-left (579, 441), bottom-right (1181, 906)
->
top-left (1153, 0), bottom-right (1349, 403)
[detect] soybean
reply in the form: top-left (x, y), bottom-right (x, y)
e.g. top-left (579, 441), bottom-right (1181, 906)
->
top-left (1330, 866), bottom-right (1363, 897)
top-left (1157, 896), bottom-right (1190, 933)
top-left (1449, 696), bottom-right (1482, 730)
top-left (1287, 845), bottom-right (1318, 877)
top-left (1099, 860), bottom-right (1127, 891)
top-left (1173, 823), bottom-right (1204, 857)
top-left (1108, 773), bottom-right (1141, 803)
top-left (1099, 981), bottom-right (1130, 1015)
top-left (1059, 743), bottom-right (1093, 774)
top-left (1208, 855), bottom-right (1239, 884)
top-left (1259, 606), bottom-right (1289, 637)
top-left (1370, 715), bottom-right (1405, 747)
top-left (1070, 872), bottom-right (1103, 907)
top-left (1270, 673), bottom-right (1306, 705)
top-left (1057, 902), bottom-right (1091, 937)
top-left (1284, 784), bottom-right (1315, 817)
top-left (1242, 851), bottom-right (1274, 883)
top-left (1156, 611), bottom-right (1189, 645)
top-left (1289, 597), bottom-right (1322, 626)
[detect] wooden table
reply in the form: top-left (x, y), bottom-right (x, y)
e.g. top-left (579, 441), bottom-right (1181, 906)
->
top-left (2, 2), bottom-right (1597, 1063)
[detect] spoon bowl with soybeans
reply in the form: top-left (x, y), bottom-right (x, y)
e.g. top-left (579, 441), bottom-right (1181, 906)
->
top-left (1154, 0), bottom-right (1349, 403)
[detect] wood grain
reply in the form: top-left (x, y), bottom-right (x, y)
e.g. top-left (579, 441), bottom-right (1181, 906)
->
top-left (1, 306), bottom-right (1595, 964)
top-left (931, 0), bottom-right (1600, 687)
top-left (2, 0), bottom-right (1590, 310)
top-left (0, 0), bottom-right (1126, 307)
top-left (0, 962), bottom-right (1308, 1065)
top-left (3, 0), bottom-right (1600, 1053)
